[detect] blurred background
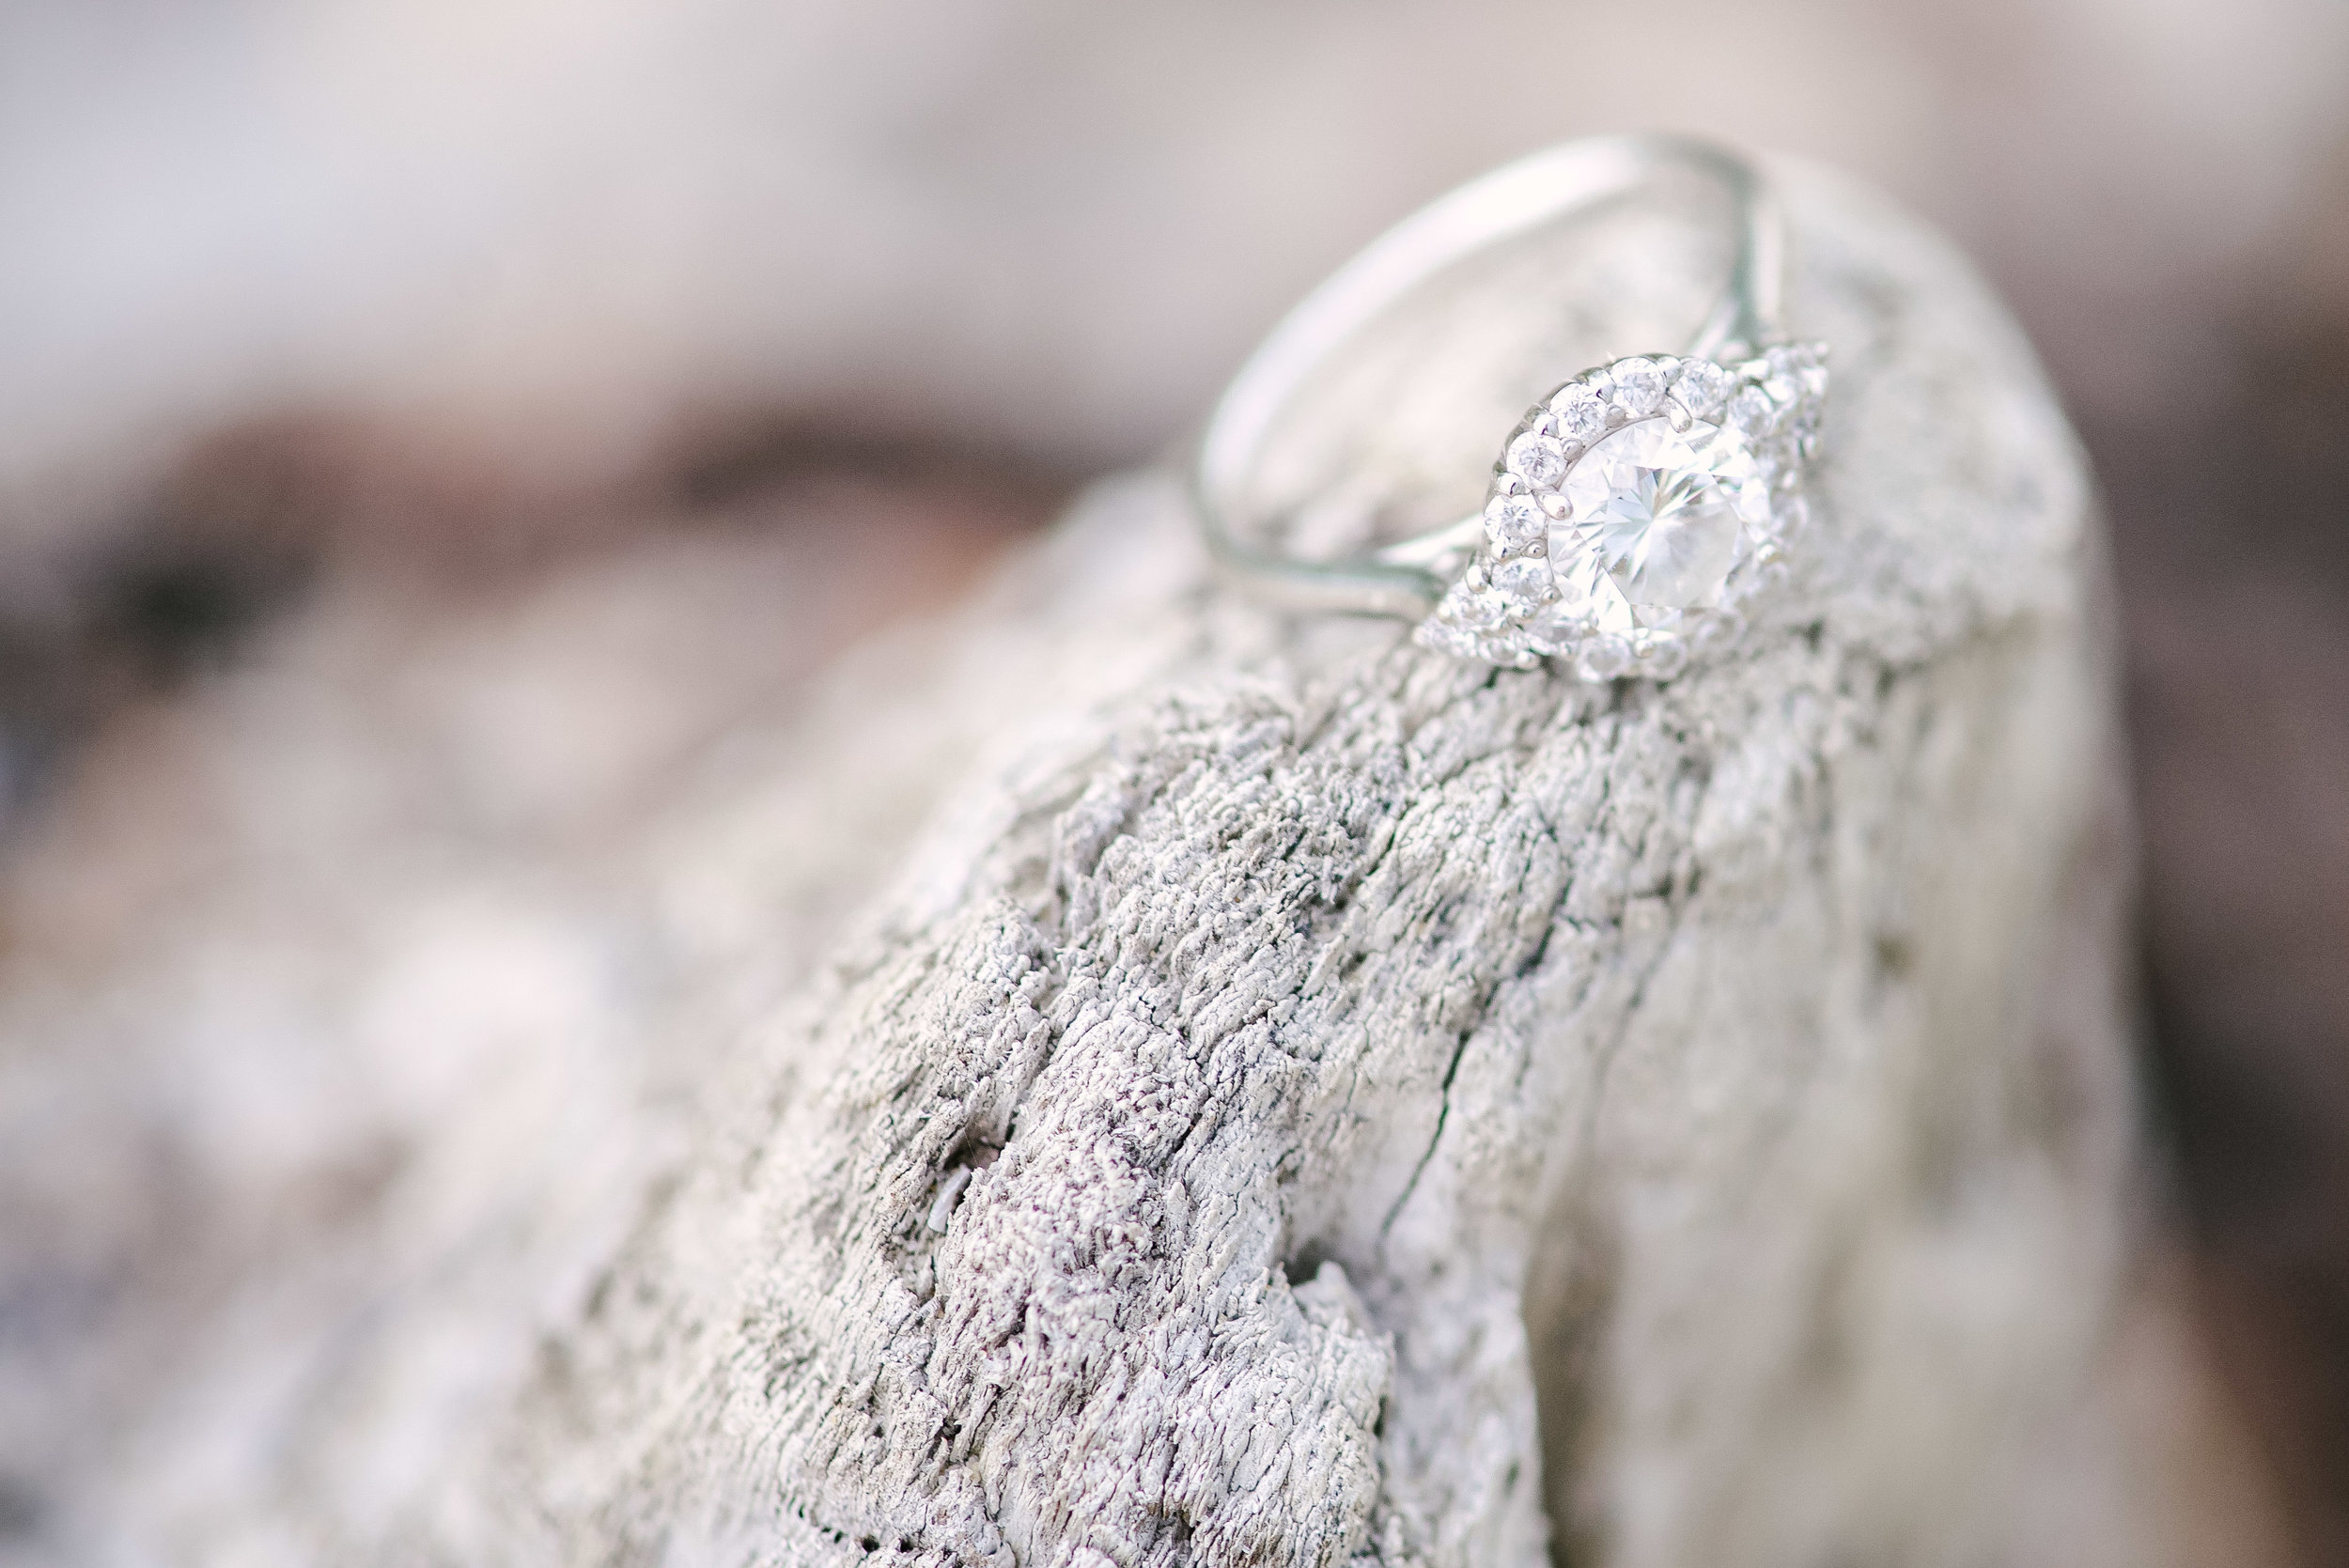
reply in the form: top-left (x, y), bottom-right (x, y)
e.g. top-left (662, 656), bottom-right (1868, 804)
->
top-left (0, 0), bottom-right (2344, 1559)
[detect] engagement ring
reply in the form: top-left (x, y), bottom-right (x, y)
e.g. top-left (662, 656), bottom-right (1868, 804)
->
top-left (1195, 133), bottom-right (1827, 680)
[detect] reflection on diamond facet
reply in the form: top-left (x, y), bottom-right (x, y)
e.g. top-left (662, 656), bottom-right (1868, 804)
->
top-left (1551, 417), bottom-right (1771, 633)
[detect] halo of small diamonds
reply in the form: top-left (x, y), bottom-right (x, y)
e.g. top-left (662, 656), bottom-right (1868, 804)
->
top-left (1416, 344), bottom-right (1828, 677)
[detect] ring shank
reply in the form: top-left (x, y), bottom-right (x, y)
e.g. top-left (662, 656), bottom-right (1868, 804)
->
top-left (1194, 133), bottom-right (1784, 619)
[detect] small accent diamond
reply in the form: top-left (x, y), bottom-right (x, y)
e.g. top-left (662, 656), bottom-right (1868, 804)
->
top-left (1506, 433), bottom-right (1568, 486)
top-left (1728, 385), bottom-right (1776, 435)
top-left (1416, 619), bottom-right (1484, 659)
top-left (1490, 555), bottom-right (1552, 609)
top-left (1578, 634), bottom-right (1633, 680)
top-left (1611, 357), bottom-right (1665, 415)
top-left (1445, 584), bottom-right (1507, 630)
top-left (1691, 608), bottom-right (1744, 650)
top-left (1548, 384), bottom-right (1607, 443)
top-left (1672, 359), bottom-right (1730, 415)
top-left (1485, 494), bottom-right (1546, 552)
top-left (1764, 345), bottom-right (1816, 386)
top-left (1641, 639), bottom-right (1689, 680)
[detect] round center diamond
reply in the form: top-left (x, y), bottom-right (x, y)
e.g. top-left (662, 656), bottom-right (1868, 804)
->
top-left (1550, 417), bottom-right (1770, 631)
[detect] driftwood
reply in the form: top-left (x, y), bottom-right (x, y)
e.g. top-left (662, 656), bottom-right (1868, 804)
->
top-left (0, 162), bottom-right (2139, 1566)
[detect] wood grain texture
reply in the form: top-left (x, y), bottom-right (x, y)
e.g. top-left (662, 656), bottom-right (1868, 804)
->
top-left (0, 163), bottom-right (2139, 1567)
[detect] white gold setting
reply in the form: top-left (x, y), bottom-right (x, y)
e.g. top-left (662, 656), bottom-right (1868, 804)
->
top-left (1195, 133), bottom-right (1830, 682)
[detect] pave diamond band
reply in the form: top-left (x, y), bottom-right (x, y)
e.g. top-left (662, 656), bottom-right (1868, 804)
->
top-left (1194, 134), bottom-right (1827, 679)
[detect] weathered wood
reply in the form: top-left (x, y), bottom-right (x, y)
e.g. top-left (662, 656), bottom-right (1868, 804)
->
top-left (0, 161), bottom-right (2139, 1566)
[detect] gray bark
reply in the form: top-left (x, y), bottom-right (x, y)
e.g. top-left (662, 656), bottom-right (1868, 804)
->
top-left (0, 163), bottom-right (2139, 1567)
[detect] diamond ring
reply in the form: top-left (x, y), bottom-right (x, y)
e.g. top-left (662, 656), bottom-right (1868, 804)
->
top-left (1194, 133), bottom-right (1827, 680)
